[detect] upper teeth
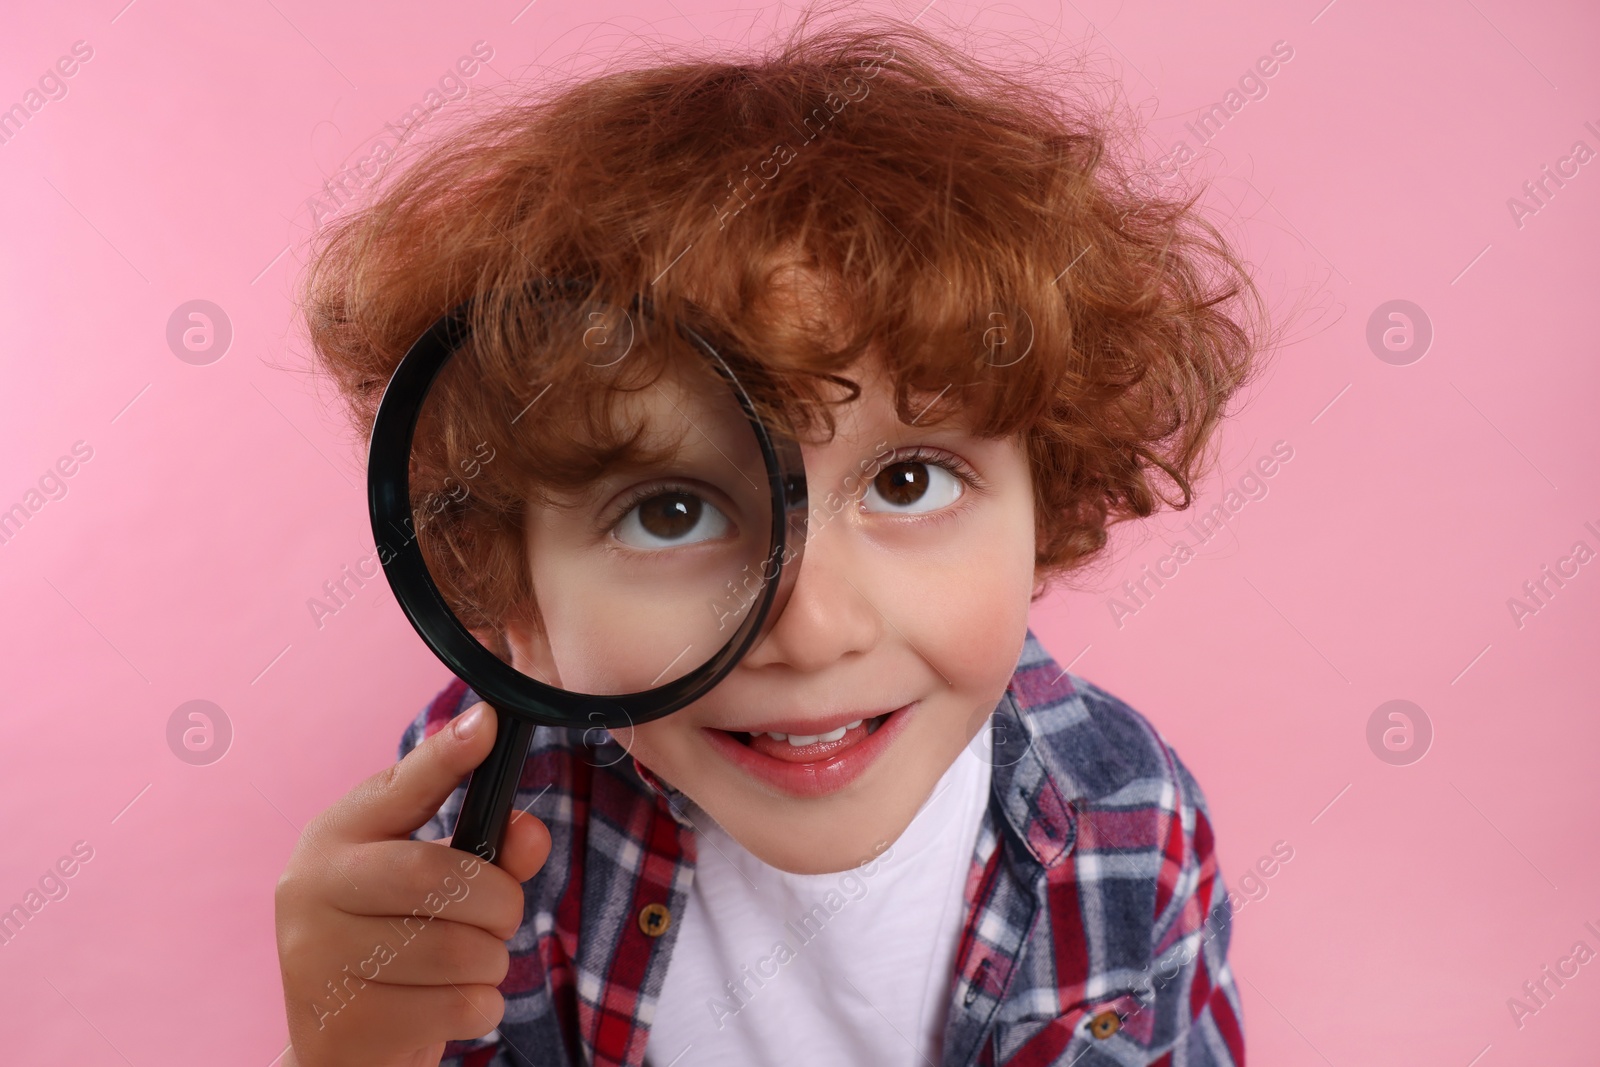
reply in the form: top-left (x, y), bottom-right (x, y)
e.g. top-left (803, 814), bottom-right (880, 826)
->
top-left (760, 720), bottom-right (861, 746)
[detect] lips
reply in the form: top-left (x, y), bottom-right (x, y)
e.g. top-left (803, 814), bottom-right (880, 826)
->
top-left (720, 707), bottom-right (890, 737)
top-left (740, 714), bottom-right (885, 762)
top-left (702, 703), bottom-right (916, 798)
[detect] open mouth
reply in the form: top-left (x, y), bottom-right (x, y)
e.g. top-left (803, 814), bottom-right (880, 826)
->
top-left (701, 704), bottom-right (914, 797)
top-left (729, 712), bottom-right (891, 746)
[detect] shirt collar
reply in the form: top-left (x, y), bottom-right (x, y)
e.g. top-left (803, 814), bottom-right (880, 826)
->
top-left (984, 683), bottom-right (1077, 870)
top-left (987, 628), bottom-right (1143, 870)
top-left (628, 751), bottom-right (699, 827)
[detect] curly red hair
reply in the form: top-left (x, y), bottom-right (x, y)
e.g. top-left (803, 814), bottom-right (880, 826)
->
top-left (298, 12), bottom-right (1267, 627)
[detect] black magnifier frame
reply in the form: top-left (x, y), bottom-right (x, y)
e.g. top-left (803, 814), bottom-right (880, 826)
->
top-left (367, 276), bottom-right (807, 864)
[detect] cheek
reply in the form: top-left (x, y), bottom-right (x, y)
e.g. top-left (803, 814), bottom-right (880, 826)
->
top-left (909, 490), bottom-right (1036, 691)
top-left (950, 554), bottom-right (1028, 664)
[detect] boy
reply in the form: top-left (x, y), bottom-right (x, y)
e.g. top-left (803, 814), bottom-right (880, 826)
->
top-left (276, 15), bottom-right (1261, 1066)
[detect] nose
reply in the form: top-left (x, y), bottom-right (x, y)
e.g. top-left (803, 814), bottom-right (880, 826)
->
top-left (736, 503), bottom-right (881, 674)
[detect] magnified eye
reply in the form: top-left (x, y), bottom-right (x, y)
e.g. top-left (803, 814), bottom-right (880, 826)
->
top-left (613, 490), bottom-right (732, 549)
top-left (863, 460), bottom-right (964, 514)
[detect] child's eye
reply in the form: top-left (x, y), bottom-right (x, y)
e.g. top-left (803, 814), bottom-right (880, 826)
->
top-left (611, 490), bottom-right (732, 549)
top-left (863, 458), bottom-right (966, 515)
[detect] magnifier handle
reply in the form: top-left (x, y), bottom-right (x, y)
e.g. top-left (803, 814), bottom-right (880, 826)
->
top-left (450, 707), bottom-right (536, 868)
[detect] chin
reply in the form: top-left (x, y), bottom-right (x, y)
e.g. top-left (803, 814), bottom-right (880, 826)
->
top-left (676, 724), bottom-right (966, 875)
top-left (723, 808), bottom-right (913, 875)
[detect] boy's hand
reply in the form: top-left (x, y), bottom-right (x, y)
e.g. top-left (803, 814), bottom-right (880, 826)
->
top-left (274, 703), bottom-right (552, 1067)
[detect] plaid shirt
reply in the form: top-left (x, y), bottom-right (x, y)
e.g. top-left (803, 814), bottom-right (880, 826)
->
top-left (399, 629), bottom-right (1245, 1066)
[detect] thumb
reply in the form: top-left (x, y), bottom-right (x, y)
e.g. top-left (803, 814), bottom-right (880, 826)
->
top-left (329, 701), bottom-right (499, 842)
top-left (501, 806), bottom-right (554, 883)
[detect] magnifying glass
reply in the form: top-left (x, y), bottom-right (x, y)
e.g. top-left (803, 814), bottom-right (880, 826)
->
top-left (366, 277), bottom-right (808, 866)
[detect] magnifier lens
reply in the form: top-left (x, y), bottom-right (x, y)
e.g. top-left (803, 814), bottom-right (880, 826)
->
top-left (406, 296), bottom-right (775, 700)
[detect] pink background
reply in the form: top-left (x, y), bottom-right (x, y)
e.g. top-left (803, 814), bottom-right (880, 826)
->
top-left (2, 1), bottom-right (1597, 1062)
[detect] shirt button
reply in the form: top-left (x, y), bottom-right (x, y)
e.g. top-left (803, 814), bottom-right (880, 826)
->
top-left (638, 902), bottom-right (672, 937)
top-left (1088, 1010), bottom-right (1121, 1038)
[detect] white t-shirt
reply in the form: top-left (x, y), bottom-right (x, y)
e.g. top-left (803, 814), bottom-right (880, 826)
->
top-left (645, 742), bottom-right (993, 1067)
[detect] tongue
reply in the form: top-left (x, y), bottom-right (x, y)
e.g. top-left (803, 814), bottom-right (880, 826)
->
top-left (745, 720), bottom-right (873, 763)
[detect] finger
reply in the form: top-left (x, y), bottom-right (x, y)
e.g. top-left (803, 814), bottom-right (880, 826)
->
top-left (327, 839), bottom-right (529, 940)
top-left (440, 807), bottom-right (551, 884)
top-left (500, 808), bottom-right (553, 884)
top-left (324, 702), bottom-right (498, 842)
top-left (311, 913), bottom-right (510, 987)
top-left (291, 981), bottom-right (505, 1054)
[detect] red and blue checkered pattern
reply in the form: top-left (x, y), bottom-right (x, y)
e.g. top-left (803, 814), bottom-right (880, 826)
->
top-left (399, 629), bottom-right (1244, 1066)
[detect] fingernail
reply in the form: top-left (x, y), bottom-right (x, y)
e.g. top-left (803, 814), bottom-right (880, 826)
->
top-left (454, 703), bottom-right (487, 740)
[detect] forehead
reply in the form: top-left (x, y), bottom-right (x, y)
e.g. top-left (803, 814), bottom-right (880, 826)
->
top-left (592, 359), bottom-right (767, 473)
